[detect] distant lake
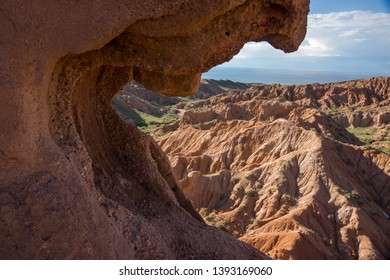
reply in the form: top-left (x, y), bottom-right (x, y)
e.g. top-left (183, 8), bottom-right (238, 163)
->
top-left (202, 67), bottom-right (388, 85)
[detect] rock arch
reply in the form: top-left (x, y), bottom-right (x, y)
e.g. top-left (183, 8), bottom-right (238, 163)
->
top-left (0, 0), bottom-right (309, 259)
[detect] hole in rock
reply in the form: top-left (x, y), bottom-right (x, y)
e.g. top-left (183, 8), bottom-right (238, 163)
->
top-left (110, 78), bottom-right (253, 237)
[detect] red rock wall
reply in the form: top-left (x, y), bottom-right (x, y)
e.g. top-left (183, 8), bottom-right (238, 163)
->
top-left (0, 0), bottom-right (309, 259)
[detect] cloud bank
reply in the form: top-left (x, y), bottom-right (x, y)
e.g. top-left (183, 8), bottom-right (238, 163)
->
top-left (226, 11), bottom-right (390, 74)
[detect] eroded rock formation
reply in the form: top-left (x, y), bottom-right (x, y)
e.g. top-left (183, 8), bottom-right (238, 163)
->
top-left (0, 0), bottom-right (309, 259)
top-left (157, 78), bottom-right (390, 259)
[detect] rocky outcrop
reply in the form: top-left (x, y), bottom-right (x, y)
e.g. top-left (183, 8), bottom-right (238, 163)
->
top-left (157, 80), bottom-right (390, 259)
top-left (188, 77), bottom-right (390, 108)
top-left (332, 110), bottom-right (390, 128)
top-left (0, 0), bottom-right (309, 259)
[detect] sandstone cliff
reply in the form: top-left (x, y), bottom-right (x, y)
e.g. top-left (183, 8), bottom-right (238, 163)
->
top-left (0, 0), bottom-right (309, 259)
top-left (156, 78), bottom-right (390, 259)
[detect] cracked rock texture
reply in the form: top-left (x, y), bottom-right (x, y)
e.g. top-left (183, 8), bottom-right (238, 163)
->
top-left (0, 0), bottom-right (308, 259)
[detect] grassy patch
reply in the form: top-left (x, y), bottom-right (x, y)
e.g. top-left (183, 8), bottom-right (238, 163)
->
top-left (377, 145), bottom-right (390, 154)
top-left (321, 106), bottom-right (352, 117)
top-left (136, 110), bottom-right (177, 133)
top-left (346, 126), bottom-right (390, 155)
top-left (112, 97), bottom-right (179, 134)
top-left (346, 127), bottom-right (377, 144)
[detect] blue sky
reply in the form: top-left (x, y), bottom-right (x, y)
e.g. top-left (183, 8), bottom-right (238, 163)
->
top-left (218, 0), bottom-right (390, 75)
top-left (310, 0), bottom-right (390, 13)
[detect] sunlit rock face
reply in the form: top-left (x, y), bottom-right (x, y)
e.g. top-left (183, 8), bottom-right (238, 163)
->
top-left (0, 0), bottom-right (309, 259)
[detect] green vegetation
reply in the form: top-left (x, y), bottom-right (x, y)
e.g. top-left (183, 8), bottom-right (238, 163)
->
top-left (232, 185), bottom-right (244, 198)
top-left (246, 187), bottom-right (257, 197)
top-left (198, 207), bottom-right (210, 217)
top-left (281, 193), bottom-right (297, 205)
top-left (319, 105), bottom-right (389, 155)
top-left (281, 161), bottom-right (290, 171)
top-left (191, 123), bottom-right (202, 130)
top-left (335, 187), bottom-right (362, 203)
top-left (276, 177), bottom-right (287, 187)
top-left (203, 211), bottom-right (229, 232)
top-left (238, 160), bottom-right (247, 168)
top-left (327, 213), bottom-right (335, 223)
top-left (345, 189), bottom-right (361, 201)
top-left (136, 109), bottom-right (177, 134)
top-left (321, 106), bottom-right (349, 117)
top-left (112, 97), bottom-right (178, 134)
top-left (378, 146), bottom-right (390, 154)
top-left (254, 217), bottom-right (266, 227)
top-left (275, 204), bottom-right (289, 217)
top-left (346, 126), bottom-right (377, 144)
top-left (231, 177), bottom-right (240, 186)
top-left (112, 79), bottom-right (251, 134)
top-left (346, 126), bottom-right (390, 155)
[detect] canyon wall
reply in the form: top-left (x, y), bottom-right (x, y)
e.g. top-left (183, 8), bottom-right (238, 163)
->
top-left (0, 0), bottom-right (309, 259)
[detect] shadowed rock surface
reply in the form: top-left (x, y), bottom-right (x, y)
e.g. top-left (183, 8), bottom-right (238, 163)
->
top-left (0, 0), bottom-right (309, 259)
top-left (157, 78), bottom-right (390, 259)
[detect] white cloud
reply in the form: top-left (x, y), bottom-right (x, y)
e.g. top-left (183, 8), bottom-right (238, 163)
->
top-left (224, 11), bottom-right (390, 73)
top-left (299, 38), bottom-right (336, 57)
top-left (301, 11), bottom-right (390, 57)
top-left (338, 29), bottom-right (360, 38)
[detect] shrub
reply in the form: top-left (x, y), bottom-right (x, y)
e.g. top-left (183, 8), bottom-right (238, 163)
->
top-left (199, 207), bottom-right (210, 217)
top-left (282, 194), bottom-right (297, 205)
top-left (327, 213), bottom-right (335, 222)
top-left (345, 189), bottom-right (361, 201)
top-left (246, 187), bottom-right (257, 197)
top-left (231, 177), bottom-right (240, 186)
top-left (204, 212), bottom-right (228, 232)
top-left (281, 161), bottom-right (290, 171)
top-left (276, 204), bottom-right (289, 217)
top-left (276, 178), bottom-right (287, 187)
top-left (238, 160), bottom-right (246, 168)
